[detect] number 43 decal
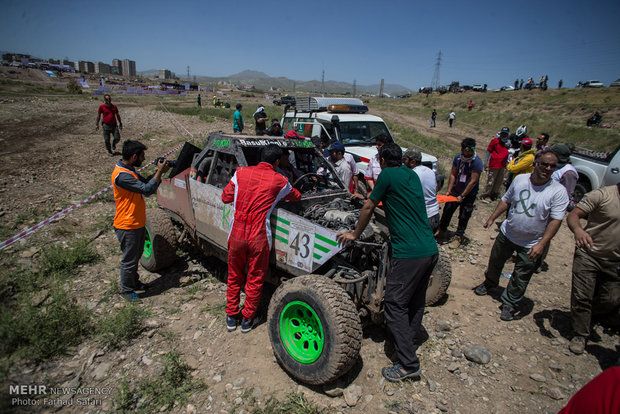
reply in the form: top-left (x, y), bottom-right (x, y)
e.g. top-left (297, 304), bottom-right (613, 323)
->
top-left (287, 228), bottom-right (314, 272)
top-left (290, 233), bottom-right (311, 258)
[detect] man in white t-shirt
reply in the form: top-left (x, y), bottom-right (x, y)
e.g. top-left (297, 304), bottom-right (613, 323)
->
top-left (474, 150), bottom-right (569, 321)
top-left (403, 148), bottom-right (440, 232)
top-left (364, 134), bottom-right (391, 192)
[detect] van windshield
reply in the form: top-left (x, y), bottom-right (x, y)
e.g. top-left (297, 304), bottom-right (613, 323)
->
top-left (318, 120), bottom-right (393, 146)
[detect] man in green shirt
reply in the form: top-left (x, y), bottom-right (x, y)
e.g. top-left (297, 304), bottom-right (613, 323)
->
top-left (337, 143), bottom-right (438, 382)
top-left (233, 103), bottom-right (244, 133)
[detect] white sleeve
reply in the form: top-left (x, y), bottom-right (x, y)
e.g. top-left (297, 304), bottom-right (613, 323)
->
top-left (550, 185), bottom-right (570, 220)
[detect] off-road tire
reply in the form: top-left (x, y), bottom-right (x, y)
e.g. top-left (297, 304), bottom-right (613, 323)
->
top-left (140, 208), bottom-right (177, 272)
top-left (572, 183), bottom-right (588, 204)
top-left (425, 250), bottom-right (452, 306)
top-left (267, 275), bottom-right (362, 385)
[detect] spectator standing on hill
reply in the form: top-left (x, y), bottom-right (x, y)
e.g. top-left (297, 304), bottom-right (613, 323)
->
top-left (430, 109), bottom-right (437, 127)
top-left (112, 140), bottom-right (170, 303)
top-left (475, 150), bottom-right (569, 321)
top-left (436, 138), bottom-right (483, 249)
top-left (403, 148), bottom-right (440, 232)
top-left (566, 183), bottom-right (620, 355)
top-left (468, 101), bottom-right (474, 111)
top-left (221, 145), bottom-right (301, 333)
top-left (448, 111), bottom-right (455, 127)
top-left (253, 105), bottom-right (269, 135)
top-left (197, 93), bottom-right (201, 107)
top-left (96, 94), bottom-right (123, 157)
top-left (558, 79), bottom-right (563, 89)
top-left (514, 79), bottom-right (519, 90)
top-left (481, 127), bottom-right (510, 202)
top-left (519, 79), bottom-right (524, 89)
top-left (337, 143), bottom-right (438, 382)
top-left (233, 104), bottom-right (244, 133)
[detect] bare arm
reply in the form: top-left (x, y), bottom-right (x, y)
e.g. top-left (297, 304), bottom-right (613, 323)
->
top-left (336, 198), bottom-right (378, 245)
top-left (458, 170), bottom-right (481, 201)
top-left (95, 112), bottom-right (101, 129)
top-left (116, 110), bottom-right (123, 130)
top-left (567, 207), bottom-right (593, 250)
top-left (484, 200), bottom-right (510, 228)
top-left (445, 165), bottom-right (457, 195)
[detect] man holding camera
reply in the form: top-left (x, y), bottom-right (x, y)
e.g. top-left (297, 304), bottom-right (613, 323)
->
top-left (112, 140), bottom-right (170, 303)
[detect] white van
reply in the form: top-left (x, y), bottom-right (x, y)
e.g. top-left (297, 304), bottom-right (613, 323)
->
top-left (281, 97), bottom-right (443, 187)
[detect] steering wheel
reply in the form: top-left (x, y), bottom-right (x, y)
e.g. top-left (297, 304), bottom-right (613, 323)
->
top-left (292, 173), bottom-right (328, 192)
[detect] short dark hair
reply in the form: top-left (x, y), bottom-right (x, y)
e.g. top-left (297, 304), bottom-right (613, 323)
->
top-left (375, 133), bottom-right (392, 144)
top-left (540, 133), bottom-right (549, 141)
top-left (534, 149), bottom-right (559, 162)
top-left (261, 144), bottom-right (283, 165)
top-left (461, 137), bottom-right (476, 149)
top-left (235, 103), bottom-right (242, 109)
top-left (122, 140), bottom-right (147, 160)
top-left (379, 142), bottom-right (402, 167)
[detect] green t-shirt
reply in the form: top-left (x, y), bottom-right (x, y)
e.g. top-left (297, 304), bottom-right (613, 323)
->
top-left (233, 110), bottom-right (243, 130)
top-left (370, 165), bottom-right (438, 258)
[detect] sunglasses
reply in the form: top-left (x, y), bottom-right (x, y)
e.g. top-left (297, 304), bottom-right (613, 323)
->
top-left (462, 146), bottom-right (475, 151)
top-left (539, 161), bottom-right (557, 169)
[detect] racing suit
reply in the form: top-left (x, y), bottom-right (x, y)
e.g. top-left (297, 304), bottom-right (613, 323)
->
top-left (222, 162), bottom-right (301, 319)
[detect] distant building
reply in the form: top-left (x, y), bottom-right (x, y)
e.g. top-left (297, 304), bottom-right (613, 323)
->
top-left (48, 58), bottom-right (60, 64)
top-left (75, 61), bottom-right (95, 73)
top-left (122, 59), bottom-right (136, 77)
top-left (62, 59), bottom-right (74, 67)
top-left (112, 59), bottom-right (122, 75)
top-left (95, 62), bottom-right (111, 74)
top-left (158, 69), bottom-right (172, 79)
top-left (3, 53), bottom-right (30, 62)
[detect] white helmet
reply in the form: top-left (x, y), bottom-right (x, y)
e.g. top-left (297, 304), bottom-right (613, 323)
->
top-left (516, 125), bottom-right (527, 138)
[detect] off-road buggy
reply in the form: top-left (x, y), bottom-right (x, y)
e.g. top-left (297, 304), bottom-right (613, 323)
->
top-left (141, 132), bottom-right (452, 385)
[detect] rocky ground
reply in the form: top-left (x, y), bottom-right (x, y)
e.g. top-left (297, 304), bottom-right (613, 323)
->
top-left (0, 92), bottom-right (618, 414)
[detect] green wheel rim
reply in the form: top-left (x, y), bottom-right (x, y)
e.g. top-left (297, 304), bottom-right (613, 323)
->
top-left (279, 300), bottom-right (324, 363)
top-left (143, 228), bottom-right (152, 259)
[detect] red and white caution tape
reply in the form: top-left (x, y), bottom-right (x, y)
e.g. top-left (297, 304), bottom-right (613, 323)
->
top-left (0, 142), bottom-right (185, 251)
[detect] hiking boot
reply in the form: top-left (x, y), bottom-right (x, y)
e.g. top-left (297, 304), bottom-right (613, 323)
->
top-left (500, 304), bottom-right (515, 321)
top-left (435, 230), bottom-right (449, 244)
top-left (474, 282), bottom-right (491, 296)
top-left (226, 314), bottom-right (241, 332)
top-left (121, 292), bottom-right (142, 303)
top-left (241, 317), bottom-right (259, 334)
top-left (569, 336), bottom-right (587, 355)
top-left (382, 363), bottom-right (421, 382)
top-left (449, 235), bottom-right (463, 249)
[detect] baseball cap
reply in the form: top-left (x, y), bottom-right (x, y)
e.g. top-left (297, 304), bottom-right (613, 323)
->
top-left (500, 127), bottom-right (510, 135)
top-left (403, 148), bottom-right (422, 162)
top-left (521, 138), bottom-right (533, 147)
top-left (550, 143), bottom-right (571, 168)
top-left (327, 141), bottom-right (345, 152)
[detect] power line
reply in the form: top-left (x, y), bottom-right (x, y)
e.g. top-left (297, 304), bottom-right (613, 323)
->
top-left (431, 51), bottom-right (441, 89)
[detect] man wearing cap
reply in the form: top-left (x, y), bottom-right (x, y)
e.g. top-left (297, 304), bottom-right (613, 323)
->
top-left (233, 104), bottom-right (244, 133)
top-left (403, 148), bottom-right (440, 232)
top-left (506, 137), bottom-right (536, 187)
top-left (481, 127), bottom-right (511, 202)
top-left (475, 150), bottom-right (569, 321)
top-left (326, 141), bottom-right (353, 189)
top-left (436, 138), bottom-right (483, 249)
top-left (550, 144), bottom-right (578, 203)
top-left (253, 105), bottom-right (269, 135)
top-left (566, 183), bottom-right (620, 354)
top-left (364, 134), bottom-right (391, 192)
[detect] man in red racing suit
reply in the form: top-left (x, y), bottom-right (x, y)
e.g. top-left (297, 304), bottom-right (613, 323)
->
top-left (221, 144), bottom-right (301, 333)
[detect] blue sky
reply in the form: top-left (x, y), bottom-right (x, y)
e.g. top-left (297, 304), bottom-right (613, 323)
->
top-left (1, 0), bottom-right (619, 90)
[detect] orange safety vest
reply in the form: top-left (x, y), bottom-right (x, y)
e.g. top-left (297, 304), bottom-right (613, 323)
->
top-left (111, 164), bottom-right (146, 229)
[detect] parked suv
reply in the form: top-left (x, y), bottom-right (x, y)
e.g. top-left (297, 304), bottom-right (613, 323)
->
top-left (273, 95), bottom-right (296, 106)
top-left (141, 133), bottom-right (452, 385)
top-left (281, 97), bottom-right (443, 190)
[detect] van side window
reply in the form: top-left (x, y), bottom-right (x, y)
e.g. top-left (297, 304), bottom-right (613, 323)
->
top-left (208, 152), bottom-right (239, 188)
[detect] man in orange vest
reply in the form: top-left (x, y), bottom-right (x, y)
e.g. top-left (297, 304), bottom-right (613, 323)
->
top-left (112, 140), bottom-right (169, 302)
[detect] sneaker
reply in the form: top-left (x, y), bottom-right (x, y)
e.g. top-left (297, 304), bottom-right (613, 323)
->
top-left (500, 304), bottom-right (515, 321)
top-left (435, 230), bottom-right (449, 244)
top-left (241, 317), bottom-right (258, 334)
top-left (540, 261), bottom-right (549, 272)
top-left (569, 336), bottom-right (587, 355)
top-left (121, 292), bottom-right (142, 303)
top-left (382, 363), bottom-right (421, 382)
top-left (226, 314), bottom-right (241, 332)
top-left (449, 235), bottom-right (463, 249)
top-left (474, 282), bottom-right (490, 296)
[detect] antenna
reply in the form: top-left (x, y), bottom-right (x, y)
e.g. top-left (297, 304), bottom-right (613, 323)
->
top-left (187, 65), bottom-right (190, 81)
top-left (431, 51), bottom-right (441, 90)
top-left (353, 79), bottom-right (356, 97)
top-left (321, 70), bottom-right (325, 94)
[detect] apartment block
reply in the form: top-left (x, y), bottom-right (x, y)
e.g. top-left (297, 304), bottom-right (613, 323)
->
top-left (95, 62), bottom-right (111, 74)
top-left (158, 69), bottom-right (172, 79)
top-left (122, 59), bottom-right (136, 77)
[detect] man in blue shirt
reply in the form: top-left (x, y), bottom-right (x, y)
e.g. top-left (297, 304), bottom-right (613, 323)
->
top-left (437, 138), bottom-right (483, 249)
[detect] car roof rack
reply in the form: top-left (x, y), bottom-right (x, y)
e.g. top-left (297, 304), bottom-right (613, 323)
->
top-left (295, 97), bottom-right (367, 113)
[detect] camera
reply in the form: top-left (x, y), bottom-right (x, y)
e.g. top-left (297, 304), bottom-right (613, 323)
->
top-left (156, 157), bottom-right (177, 168)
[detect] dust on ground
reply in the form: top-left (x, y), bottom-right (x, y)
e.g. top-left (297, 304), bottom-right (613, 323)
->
top-left (0, 91), bottom-right (618, 414)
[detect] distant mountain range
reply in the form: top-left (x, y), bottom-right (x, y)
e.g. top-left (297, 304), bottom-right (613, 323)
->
top-left (137, 68), bottom-right (413, 96)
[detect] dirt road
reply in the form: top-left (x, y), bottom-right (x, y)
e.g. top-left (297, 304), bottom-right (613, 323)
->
top-left (1, 95), bottom-right (618, 414)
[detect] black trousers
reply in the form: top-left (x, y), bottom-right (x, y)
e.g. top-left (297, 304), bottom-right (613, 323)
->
top-left (384, 254), bottom-right (438, 371)
top-left (439, 192), bottom-right (476, 236)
